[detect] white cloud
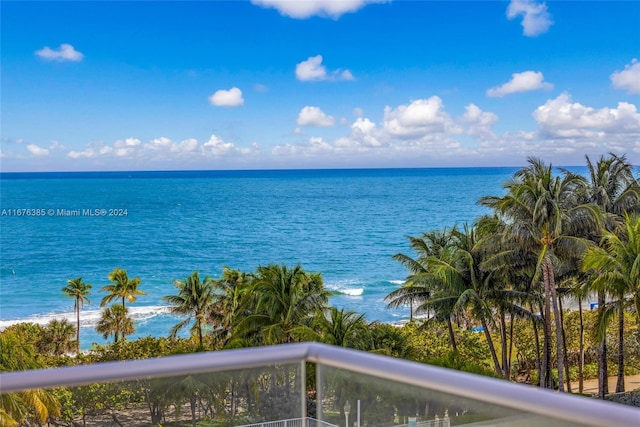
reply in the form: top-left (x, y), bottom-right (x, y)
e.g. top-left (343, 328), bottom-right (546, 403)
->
top-left (68, 143), bottom-right (113, 159)
top-left (297, 106), bottom-right (335, 127)
top-left (251, 0), bottom-right (386, 19)
top-left (49, 140), bottom-right (65, 150)
top-left (176, 138), bottom-right (199, 153)
top-left (296, 55), bottom-right (326, 81)
top-left (460, 104), bottom-right (499, 138)
top-left (352, 117), bottom-right (376, 134)
top-left (383, 97), bottom-right (462, 138)
top-left (35, 43), bottom-right (84, 62)
top-left (145, 137), bottom-right (198, 155)
top-left (340, 70), bottom-right (355, 81)
top-left (114, 137), bottom-right (141, 147)
top-left (111, 137), bottom-right (141, 157)
top-left (338, 117), bottom-right (382, 147)
top-left (146, 137), bottom-right (173, 150)
top-left (533, 93), bottom-right (640, 139)
top-left (307, 136), bottom-right (333, 152)
top-left (461, 104), bottom-right (498, 127)
top-left (611, 59), bottom-right (640, 95)
top-left (202, 134), bottom-right (251, 156)
top-left (26, 144), bottom-right (49, 156)
top-left (254, 83), bottom-right (269, 93)
top-left (270, 94), bottom-right (640, 168)
top-left (19, 93), bottom-right (639, 170)
top-left (209, 87), bottom-right (244, 107)
top-left (487, 71), bottom-right (553, 97)
top-left (295, 55), bottom-right (354, 82)
top-left (67, 150), bottom-right (90, 159)
top-left (506, 0), bottom-right (553, 37)
top-left (64, 135), bottom-right (256, 163)
top-left (113, 148), bottom-right (132, 157)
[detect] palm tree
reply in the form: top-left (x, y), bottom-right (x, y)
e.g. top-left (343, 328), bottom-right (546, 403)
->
top-left (0, 331), bottom-right (61, 426)
top-left (100, 268), bottom-right (145, 309)
top-left (582, 213), bottom-right (640, 393)
top-left (96, 303), bottom-right (134, 343)
top-left (558, 273), bottom-right (591, 393)
top-left (234, 264), bottom-right (329, 345)
top-left (476, 214), bottom-right (544, 382)
top-left (388, 229), bottom-right (454, 318)
top-left (369, 323), bottom-right (416, 359)
top-left (300, 307), bottom-right (371, 350)
top-left (43, 319), bottom-right (76, 356)
top-left (479, 157), bottom-right (598, 389)
top-left (212, 267), bottom-right (251, 348)
top-left (0, 388), bottom-right (60, 427)
top-left (163, 271), bottom-right (215, 348)
top-left (426, 225), bottom-right (521, 377)
top-left (581, 153), bottom-right (640, 396)
top-left (387, 267), bottom-right (462, 353)
top-left (584, 153), bottom-right (640, 226)
top-left (388, 229), bottom-right (461, 350)
top-left (62, 277), bottom-right (92, 352)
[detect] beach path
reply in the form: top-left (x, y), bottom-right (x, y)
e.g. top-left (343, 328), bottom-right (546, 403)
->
top-left (579, 374), bottom-right (640, 395)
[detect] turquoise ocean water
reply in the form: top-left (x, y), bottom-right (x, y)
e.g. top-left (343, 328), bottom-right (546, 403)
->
top-left (0, 168), bottom-right (520, 349)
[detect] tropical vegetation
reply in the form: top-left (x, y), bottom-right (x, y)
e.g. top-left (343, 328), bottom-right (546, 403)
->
top-left (1, 153), bottom-right (638, 426)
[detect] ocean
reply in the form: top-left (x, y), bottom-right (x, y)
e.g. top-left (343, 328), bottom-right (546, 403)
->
top-left (0, 167), bottom-right (519, 349)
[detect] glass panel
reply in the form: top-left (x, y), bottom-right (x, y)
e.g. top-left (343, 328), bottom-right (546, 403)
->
top-left (315, 364), bottom-right (583, 427)
top-left (2, 362), bottom-right (304, 427)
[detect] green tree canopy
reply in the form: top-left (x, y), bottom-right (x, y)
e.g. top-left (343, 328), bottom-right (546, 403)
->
top-left (96, 304), bottom-right (134, 343)
top-left (163, 271), bottom-right (215, 348)
top-left (101, 268), bottom-right (145, 308)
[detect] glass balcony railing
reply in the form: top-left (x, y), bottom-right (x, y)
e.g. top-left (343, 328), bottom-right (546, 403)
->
top-left (1, 343), bottom-right (638, 426)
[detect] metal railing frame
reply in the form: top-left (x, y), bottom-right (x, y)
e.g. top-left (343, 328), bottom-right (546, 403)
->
top-left (1, 343), bottom-right (638, 426)
top-left (234, 417), bottom-right (339, 427)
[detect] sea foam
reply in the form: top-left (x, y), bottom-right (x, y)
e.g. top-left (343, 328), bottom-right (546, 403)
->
top-left (0, 305), bottom-right (173, 330)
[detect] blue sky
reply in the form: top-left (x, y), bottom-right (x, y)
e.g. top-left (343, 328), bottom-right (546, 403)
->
top-left (1, 0), bottom-right (639, 171)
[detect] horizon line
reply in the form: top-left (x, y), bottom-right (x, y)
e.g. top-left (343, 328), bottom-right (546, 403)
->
top-left (0, 164), bottom-right (602, 176)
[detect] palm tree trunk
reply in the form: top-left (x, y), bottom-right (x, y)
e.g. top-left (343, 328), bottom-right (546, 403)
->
top-left (190, 395), bottom-right (197, 427)
top-left (480, 317), bottom-right (503, 377)
top-left (530, 302), bottom-right (543, 388)
top-left (446, 318), bottom-right (457, 353)
top-left (508, 315), bottom-right (515, 382)
top-left (578, 295), bottom-right (585, 394)
top-left (558, 296), bottom-right (572, 393)
top-left (197, 318), bottom-right (204, 348)
top-left (500, 310), bottom-right (509, 380)
top-left (546, 259), bottom-right (564, 392)
top-left (542, 262), bottom-right (554, 389)
top-left (598, 291), bottom-right (608, 399)
top-left (616, 301), bottom-right (625, 393)
top-left (76, 302), bottom-right (81, 353)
